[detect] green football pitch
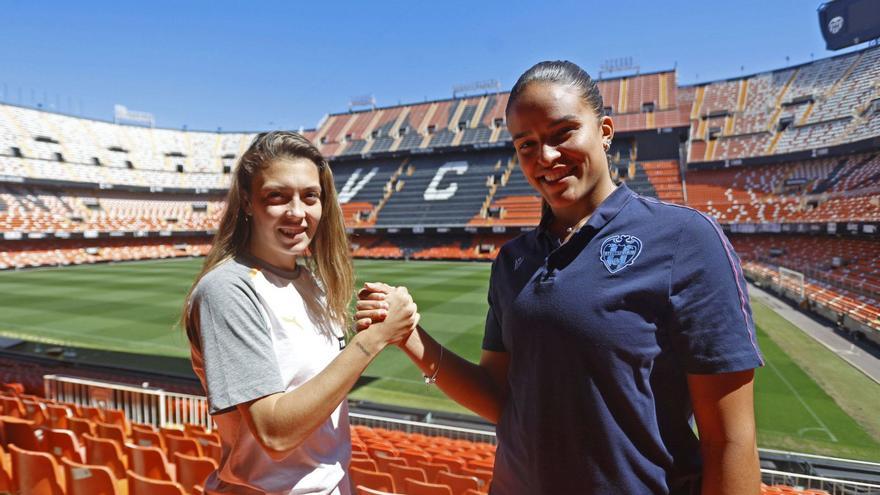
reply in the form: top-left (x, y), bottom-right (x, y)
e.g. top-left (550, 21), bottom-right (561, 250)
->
top-left (0, 258), bottom-right (878, 461)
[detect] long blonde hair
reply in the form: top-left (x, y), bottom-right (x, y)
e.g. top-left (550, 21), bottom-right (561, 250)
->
top-left (182, 131), bottom-right (354, 329)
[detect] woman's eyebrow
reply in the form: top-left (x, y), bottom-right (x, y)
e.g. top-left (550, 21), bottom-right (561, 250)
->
top-left (512, 114), bottom-right (579, 141)
top-left (549, 115), bottom-right (579, 127)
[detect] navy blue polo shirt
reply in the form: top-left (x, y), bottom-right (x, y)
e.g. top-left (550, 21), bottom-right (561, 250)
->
top-left (483, 184), bottom-right (763, 495)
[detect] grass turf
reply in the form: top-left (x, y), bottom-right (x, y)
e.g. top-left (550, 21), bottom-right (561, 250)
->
top-left (0, 258), bottom-right (878, 461)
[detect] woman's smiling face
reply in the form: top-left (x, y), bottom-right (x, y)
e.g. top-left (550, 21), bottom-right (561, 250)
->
top-left (507, 81), bottom-right (615, 222)
top-left (245, 157), bottom-right (322, 269)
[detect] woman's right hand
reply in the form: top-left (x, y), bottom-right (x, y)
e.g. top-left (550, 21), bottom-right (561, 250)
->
top-left (356, 283), bottom-right (419, 348)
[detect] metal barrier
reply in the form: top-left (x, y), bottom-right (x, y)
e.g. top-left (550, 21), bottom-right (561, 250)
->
top-left (43, 374), bottom-right (211, 429)
top-left (761, 469), bottom-right (880, 494)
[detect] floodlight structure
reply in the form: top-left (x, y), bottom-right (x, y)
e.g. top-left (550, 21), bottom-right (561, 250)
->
top-left (114, 104), bottom-right (155, 128)
top-left (598, 57), bottom-right (639, 79)
top-left (452, 80), bottom-right (501, 98)
top-left (349, 95), bottom-right (377, 111)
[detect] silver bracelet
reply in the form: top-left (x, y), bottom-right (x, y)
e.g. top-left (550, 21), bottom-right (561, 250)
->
top-left (423, 345), bottom-right (443, 386)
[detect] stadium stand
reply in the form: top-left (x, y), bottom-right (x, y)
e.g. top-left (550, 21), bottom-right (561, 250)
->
top-left (732, 235), bottom-right (880, 332)
top-left (0, 184), bottom-right (224, 234)
top-left (8, 35), bottom-right (880, 495)
top-left (686, 45), bottom-right (880, 162)
top-left (685, 152), bottom-right (879, 223)
top-left (0, 43), bottom-right (878, 394)
top-left (373, 151), bottom-right (507, 227)
top-left (0, 380), bottom-right (869, 494)
top-left (0, 237), bottom-right (211, 269)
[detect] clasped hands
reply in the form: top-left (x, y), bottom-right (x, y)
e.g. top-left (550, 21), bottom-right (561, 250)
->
top-left (354, 282), bottom-right (419, 347)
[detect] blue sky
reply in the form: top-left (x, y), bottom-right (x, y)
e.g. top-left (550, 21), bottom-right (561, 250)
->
top-left (0, 0), bottom-right (858, 131)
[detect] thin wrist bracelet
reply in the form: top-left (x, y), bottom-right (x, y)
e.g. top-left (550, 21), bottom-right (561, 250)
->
top-left (424, 345), bottom-right (443, 385)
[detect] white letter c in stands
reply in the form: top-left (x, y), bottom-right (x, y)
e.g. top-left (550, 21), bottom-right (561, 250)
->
top-left (424, 161), bottom-right (468, 201)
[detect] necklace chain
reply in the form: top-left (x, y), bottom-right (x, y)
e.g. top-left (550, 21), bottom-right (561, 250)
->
top-left (563, 215), bottom-right (590, 235)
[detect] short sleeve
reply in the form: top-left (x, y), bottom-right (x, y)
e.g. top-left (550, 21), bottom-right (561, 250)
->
top-left (668, 211), bottom-right (764, 374)
top-left (191, 275), bottom-right (285, 414)
top-left (482, 259), bottom-right (506, 352)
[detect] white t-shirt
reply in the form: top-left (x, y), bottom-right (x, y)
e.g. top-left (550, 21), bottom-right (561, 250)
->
top-left (187, 255), bottom-right (351, 495)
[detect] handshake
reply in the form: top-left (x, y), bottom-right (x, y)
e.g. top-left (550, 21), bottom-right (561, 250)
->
top-left (353, 282), bottom-right (420, 348)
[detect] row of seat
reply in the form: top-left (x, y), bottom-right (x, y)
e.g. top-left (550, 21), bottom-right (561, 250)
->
top-left (732, 235), bottom-right (880, 294)
top-left (742, 261), bottom-right (879, 331)
top-left (0, 103), bottom-right (253, 175)
top-left (0, 185), bottom-right (224, 234)
top-left (686, 152), bottom-right (879, 223)
top-left (0, 380), bottom-right (849, 495)
top-left (0, 238), bottom-right (210, 270)
top-left (1, 441), bottom-right (210, 495)
top-left (689, 46), bottom-right (880, 161)
top-left (0, 390), bottom-right (218, 494)
top-left (349, 425), bottom-right (493, 494)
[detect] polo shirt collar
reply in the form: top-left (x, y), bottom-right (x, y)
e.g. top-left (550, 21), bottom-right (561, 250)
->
top-left (536, 183), bottom-right (636, 244)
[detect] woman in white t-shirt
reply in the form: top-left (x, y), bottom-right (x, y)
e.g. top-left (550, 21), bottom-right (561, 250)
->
top-left (183, 131), bottom-right (418, 494)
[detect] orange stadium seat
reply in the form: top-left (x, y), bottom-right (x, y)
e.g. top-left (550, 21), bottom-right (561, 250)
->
top-left (96, 421), bottom-right (127, 447)
top-left (356, 486), bottom-right (402, 495)
top-left (79, 406), bottom-right (104, 423)
top-left (21, 398), bottom-right (49, 426)
top-left (404, 477), bottom-right (454, 495)
top-left (132, 423), bottom-right (165, 450)
top-left (101, 409), bottom-right (130, 436)
top-left (0, 444), bottom-right (14, 493)
top-left (68, 417), bottom-right (96, 441)
top-left (45, 428), bottom-right (84, 463)
top-left (127, 469), bottom-right (186, 495)
top-left (9, 443), bottom-right (65, 495)
top-left (61, 456), bottom-right (125, 495)
top-left (172, 452), bottom-right (217, 495)
top-left (388, 462), bottom-right (428, 489)
top-left (461, 466), bottom-right (493, 487)
top-left (430, 454), bottom-right (467, 473)
top-left (399, 448), bottom-right (432, 465)
top-left (1, 395), bottom-right (26, 418)
top-left (45, 404), bottom-right (74, 430)
top-left (413, 460), bottom-right (451, 483)
top-left (436, 470), bottom-right (482, 493)
top-left (351, 456), bottom-right (380, 472)
top-left (125, 443), bottom-right (173, 481)
top-left (1, 416), bottom-right (42, 451)
top-left (83, 433), bottom-right (128, 480)
top-left (199, 440), bottom-right (221, 465)
top-left (166, 434), bottom-right (203, 459)
top-left (349, 466), bottom-right (396, 493)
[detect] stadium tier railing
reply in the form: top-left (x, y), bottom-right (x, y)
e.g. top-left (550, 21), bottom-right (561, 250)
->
top-left (43, 374), bottom-right (211, 430)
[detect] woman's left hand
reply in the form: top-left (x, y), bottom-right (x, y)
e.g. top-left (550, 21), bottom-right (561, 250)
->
top-left (354, 282), bottom-right (393, 331)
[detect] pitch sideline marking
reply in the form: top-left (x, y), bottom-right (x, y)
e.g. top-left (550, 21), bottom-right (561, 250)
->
top-left (765, 355), bottom-right (838, 443)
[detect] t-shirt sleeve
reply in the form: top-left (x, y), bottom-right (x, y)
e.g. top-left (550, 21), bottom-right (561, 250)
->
top-left (482, 258), bottom-right (506, 352)
top-left (668, 210), bottom-right (764, 374)
top-left (191, 274), bottom-right (285, 414)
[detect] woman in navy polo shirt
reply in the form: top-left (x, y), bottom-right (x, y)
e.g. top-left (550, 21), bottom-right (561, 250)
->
top-left (357, 61), bottom-right (764, 495)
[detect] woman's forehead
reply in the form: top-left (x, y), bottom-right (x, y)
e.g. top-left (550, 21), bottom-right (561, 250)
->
top-left (508, 82), bottom-right (592, 128)
top-left (255, 157), bottom-right (321, 187)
